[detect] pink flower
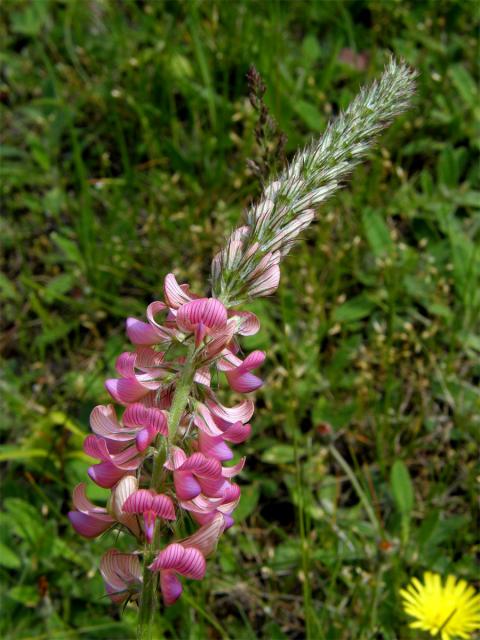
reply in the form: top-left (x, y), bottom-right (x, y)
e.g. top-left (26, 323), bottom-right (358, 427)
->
top-left (181, 482), bottom-right (241, 529)
top-left (122, 489), bottom-right (176, 544)
top-left (194, 399), bottom-right (252, 461)
top-left (70, 269), bottom-right (264, 607)
top-left (218, 350), bottom-right (266, 392)
top-left (164, 447), bottom-right (224, 500)
top-left (163, 273), bottom-right (198, 309)
top-left (176, 298), bottom-right (228, 346)
top-left (68, 477), bottom-right (140, 538)
top-left (105, 349), bottom-right (166, 405)
top-left (90, 403), bottom-right (167, 453)
top-left (100, 550), bottom-right (142, 604)
top-left (149, 543), bottom-right (206, 605)
top-left (179, 513), bottom-right (225, 556)
top-left (84, 434), bottom-right (143, 488)
top-left (68, 483), bottom-right (114, 538)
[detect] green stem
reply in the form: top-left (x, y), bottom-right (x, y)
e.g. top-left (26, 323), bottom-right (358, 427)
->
top-left (136, 342), bottom-right (197, 640)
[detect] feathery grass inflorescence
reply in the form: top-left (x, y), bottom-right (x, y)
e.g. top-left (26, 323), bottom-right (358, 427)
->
top-left (68, 58), bottom-right (415, 640)
top-left (212, 58), bottom-right (416, 306)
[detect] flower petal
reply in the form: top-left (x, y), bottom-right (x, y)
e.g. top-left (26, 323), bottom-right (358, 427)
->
top-left (122, 489), bottom-right (154, 514)
top-left (181, 514), bottom-right (225, 557)
top-left (163, 274), bottom-right (194, 309)
top-left (68, 511), bottom-right (113, 538)
top-left (160, 570), bottom-right (183, 606)
top-left (88, 461), bottom-right (126, 488)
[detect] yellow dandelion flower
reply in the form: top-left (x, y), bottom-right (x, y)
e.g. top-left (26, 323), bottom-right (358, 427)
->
top-left (400, 572), bottom-right (480, 640)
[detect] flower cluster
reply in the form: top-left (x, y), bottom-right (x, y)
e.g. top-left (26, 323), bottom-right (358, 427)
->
top-left (69, 273), bottom-right (263, 606)
top-left (69, 60), bottom-right (417, 631)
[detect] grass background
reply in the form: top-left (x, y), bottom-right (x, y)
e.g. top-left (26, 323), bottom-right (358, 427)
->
top-left (1, 0), bottom-right (479, 638)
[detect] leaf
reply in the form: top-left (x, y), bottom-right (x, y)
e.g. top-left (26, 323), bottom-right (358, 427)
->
top-left (0, 445), bottom-right (49, 462)
top-left (263, 622), bottom-right (289, 640)
top-left (4, 498), bottom-right (44, 545)
top-left (449, 64), bottom-right (477, 108)
top-left (8, 585), bottom-right (39, 607)
top-left (390, 460), bottom-right (414, 515)
top-left (362, 208), bottom-right (393, 257)
top-left (301, 34), bottom-right (322, 66)
top-left (234, 483), bottom-right (260, 522)
top-left (43, 273), bottom-right (75, 303)
top-left (294, 100), bottom-right (325, 132)
top-left (0, 542), bottom-right (21, 569)
top-left (437, 147), bottom-right (459, 188)
top-left (0, 272), bottom-right (19, 301)
top-left (261, 445), bottom-right (297, 464)
top-left (10, 2), bottom-right (48, 36)
top-left (51, 232), bottom-right (84, 266)
top-left (333, 295), bottom-right (375, 322)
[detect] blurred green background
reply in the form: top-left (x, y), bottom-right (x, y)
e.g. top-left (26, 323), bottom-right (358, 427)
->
top-left (1, 1), bottom-right (479, 639)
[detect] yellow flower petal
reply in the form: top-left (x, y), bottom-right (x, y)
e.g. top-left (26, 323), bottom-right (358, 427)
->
top-left (401, 572), bottom-right (480, 639)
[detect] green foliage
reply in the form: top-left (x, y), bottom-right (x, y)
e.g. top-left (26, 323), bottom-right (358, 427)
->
top-left (1, 0), bottom-right (478, 638)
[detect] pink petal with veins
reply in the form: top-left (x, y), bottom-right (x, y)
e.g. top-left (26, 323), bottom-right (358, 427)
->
top-left (163, 274), bottom-right (194, 309)
top-left (164, 446), bottom-right (187, 470)
top-left (232, 311), bottom-right (260, 336)
top-left (197, 475), bottom-right (228, 498)
top-left (181, 514), bottom-right (225, 557)
top-left (222, 458), bottom-right (246, 478)
top-left (105, 378), bottom-right (153, 404)
top-left (222, 421), bottom-right (251, 444)
top-left (151, 494), bottom-right (176, 520)
top-left (226, 370), bottom-right (263, 393)
top-left (122, 489), bottom-right (154, 513)
top-left (123, 404), bottom-right (168, 435)
top-left (115, 352), bottom-right (138, 378)
top-left (174, 471), bottom-right (202, 500)
top-left (207, 398), bottom-right (255, 424)
top-left (149, 544), bottom-right (206, 580)
top-left (68, 511), bottom-right (113, 538)
top-left (178, 453), bottom-right (222, 478)
top-left (198, 432), bottom-right (233, 461)
top-left (88, 461), bottom-right (126, 488)
top-left (126, 317), bottom-right (164, 345)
